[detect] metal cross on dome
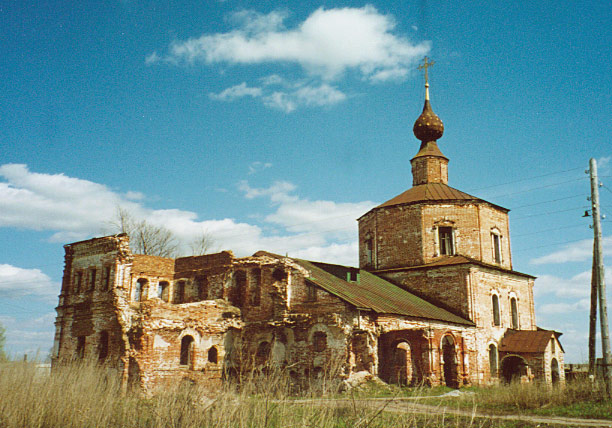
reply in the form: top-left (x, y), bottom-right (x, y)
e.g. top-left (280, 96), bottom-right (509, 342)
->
top-left (418, 56), bottom-right (435, 84)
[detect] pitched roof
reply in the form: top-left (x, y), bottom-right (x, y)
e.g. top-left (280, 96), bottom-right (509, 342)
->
top-left (374, 183), bottom-right (508, 212)
top-left (500, 329), bottom-right (563, 353)
top-left (291, 258), bottom-right (472, 326)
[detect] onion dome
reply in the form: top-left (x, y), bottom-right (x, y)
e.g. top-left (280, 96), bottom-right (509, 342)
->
top-left (413, 83), bottom-right (444, 142)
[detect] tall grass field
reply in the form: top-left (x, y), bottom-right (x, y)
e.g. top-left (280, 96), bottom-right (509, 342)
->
top-left (0, 361), bottom-right (609, 428)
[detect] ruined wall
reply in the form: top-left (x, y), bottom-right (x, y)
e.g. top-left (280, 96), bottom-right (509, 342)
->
top-left (53, 234), bottom-right (131, 368)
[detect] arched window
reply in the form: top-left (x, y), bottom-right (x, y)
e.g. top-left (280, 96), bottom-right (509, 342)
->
top-left (158, 281), bottom-right (169, 302)
top-left (256, 341), bottom-right (271, 366)
top-left (180, 335), bottom-right (195, 367)
top-left (134, 279), bottom-right (147, 302)
top-left (98, 331), bottom-right (109, 361)
top-left (313, 332), bottom-right (327, 352)
top-left (510, 297), bottom-right (518, 329)
top-left (488, 344), bottom-right (498, 377)
top-left (207, 346), bottom-right (218, 364)
top-left (492, 294), bottom-right (501, 326)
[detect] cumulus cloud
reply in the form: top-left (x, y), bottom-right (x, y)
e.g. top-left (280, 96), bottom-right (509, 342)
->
top-left (238, 180), bottom-right (376, 242)
top-left (0, 164), bottom-right (375, 266)
top-left (0, 264), bottom-right (58, 300)
top-left (154, 6), bottom-right (429, 82)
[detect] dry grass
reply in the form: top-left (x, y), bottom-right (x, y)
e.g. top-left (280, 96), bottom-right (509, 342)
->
top-left (0, 361), bottom-right (582, 428)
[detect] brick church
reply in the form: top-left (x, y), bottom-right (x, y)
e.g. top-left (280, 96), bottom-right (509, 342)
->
top-left (52, 61), bottom-right (564, 391)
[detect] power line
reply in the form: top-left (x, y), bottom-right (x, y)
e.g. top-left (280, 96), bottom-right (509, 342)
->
top-left (467, 166), bottom-right (584, 192)
top-left (512, 205), bottom-right (588, 220)
top-left (510, 194), bottom-right (585, 210)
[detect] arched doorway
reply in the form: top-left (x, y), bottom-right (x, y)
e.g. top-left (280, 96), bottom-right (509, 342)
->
top-left (441, 335), bottom-right (458, 388)
top-left (391, 341), bottom-right (412, 385)
top-left (501, 355), bottom-right (528, 383)
top-left (551, 358), bottom-right (560, 385)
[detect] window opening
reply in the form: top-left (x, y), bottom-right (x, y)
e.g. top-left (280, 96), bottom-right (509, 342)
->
top-left (492, 294), bottom-right (501, 326)
top-left (365, 238), bottom-right (373, 266)
top-left (99, 331), bottom-right (109, 361)
top-left (102, 266), bottom-right (111, 291)
top-left (174, 281), bottom-right (185, 304)
top-left (249, 269), bottom-right (261, 306)
top-left (207, 346), bottom-right (218, 364)
top-left (134, 279), bottom-right (147, 302)
top-left (89, 268), bottom-right (97, 290)
top-left (180, 335), bottom-right (195, 367)
top-left (438, 227), bottom-right (454, 255)
top-left (196, 276), bottom-right (208, 301)
top-left (231, 271), bottom-right (246, 307)
top-left (313, 332), bottom-right (327, 352)
top-left (272, 268), bottom-right (287, 282)
top-left (492, 233), bottom-right (502, 264)
top-left (510, 297), bottom-right (518, 329)
top-left (256, 341), bottom-right (271, 366)
top-left (551, 338), bottom-right (556, 353)
top-left (75, 272), bottom-right (83, 294)
top-left (158, 281), bottom-right (169, 302)
top-left (306, 281), bottom-right (317, 302)
top-left (489, 344), bottom-right (498, 376)
top-left (76, 336), bottom-right (86, 359)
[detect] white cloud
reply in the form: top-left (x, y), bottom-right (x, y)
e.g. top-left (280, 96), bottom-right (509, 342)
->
top-left (530, 236), bottom-right (612, 265)
top-left (538, 298), bottom-right (590, 315)
top-left (0, 164), bottom-right (375, 266)
top-left (294, 83), bottom-right (346, 106)
top-left (212, 81), bottom-right (347, 112)
top-left (238, 180), bottom-right (377, 243)
top-left (155, 6), bottom-right (429, 82)
top-left (209, 82), bottom-right (262, 101)
top-left (248, 161), bottom-right (273, 175)
top-left (0, 264), bottom-right (58, 300)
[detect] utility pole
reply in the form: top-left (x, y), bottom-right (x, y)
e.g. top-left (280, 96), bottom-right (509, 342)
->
top-left (589, 158), bottom-right (612, 394)
top-left (588, 242), bottom-right (597, 378)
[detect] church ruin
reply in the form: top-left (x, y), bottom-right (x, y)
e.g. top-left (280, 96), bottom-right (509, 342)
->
top-left (52, 60), bottom-right (564, 390)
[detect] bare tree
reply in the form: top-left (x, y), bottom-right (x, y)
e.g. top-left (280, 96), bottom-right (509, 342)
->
top-left (109, 207), bottom-right (179, 257)
top-left (189, 229), bottom-right (217, 256)
top-left (108, 207), bottom-right (216, 257)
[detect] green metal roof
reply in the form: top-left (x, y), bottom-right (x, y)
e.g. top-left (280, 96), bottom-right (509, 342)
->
top-left (293, 258), bottom-right (473, 326)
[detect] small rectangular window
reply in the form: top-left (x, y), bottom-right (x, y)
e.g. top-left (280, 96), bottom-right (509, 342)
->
top-left (102, 266), bottom-right (111, 291)
top-left (365, 238), bottom-right (373, 266)
top-left (306, 281), bottom-right (317, 302)
top-left (438, 227), bottom-right (454, 255)
top-left (90, 268), bottom-right (97, 290)
top-left (75, 272), bottom-right (83, 294)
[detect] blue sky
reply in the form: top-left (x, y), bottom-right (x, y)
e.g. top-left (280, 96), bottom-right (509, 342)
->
top-left (1, 1), bottom-right (611, 363)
